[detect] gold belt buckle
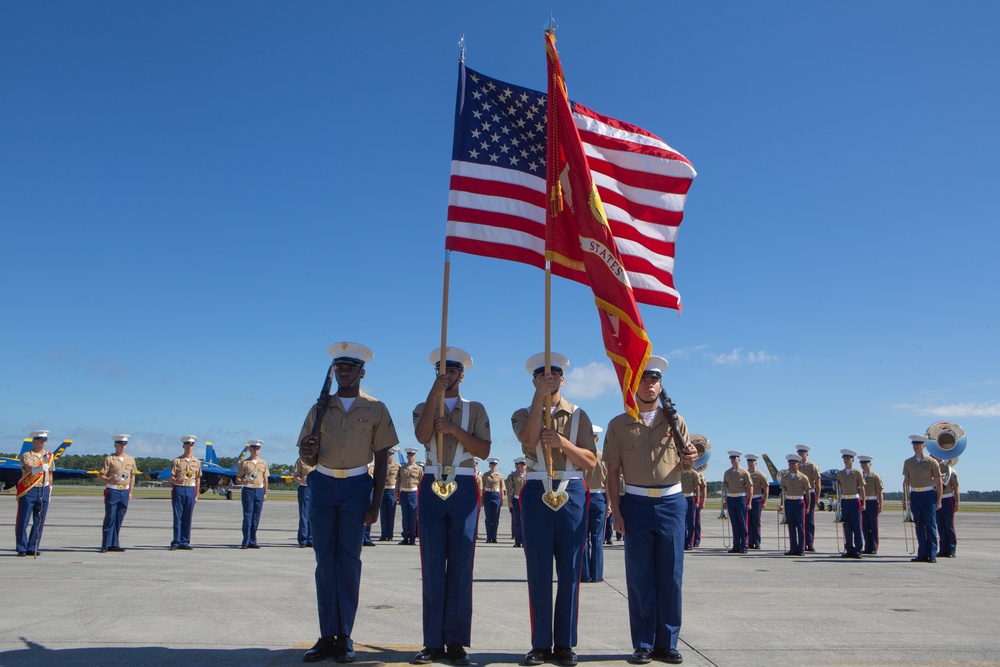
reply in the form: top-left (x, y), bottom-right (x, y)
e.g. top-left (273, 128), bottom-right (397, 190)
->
top-left (648, 488), bottom-right (662, 498)
top-left (333, 469), bottom-right (348, 479)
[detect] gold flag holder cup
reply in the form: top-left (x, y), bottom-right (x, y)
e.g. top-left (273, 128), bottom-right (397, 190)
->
top-left (432, 466), bottom-right (458, 499)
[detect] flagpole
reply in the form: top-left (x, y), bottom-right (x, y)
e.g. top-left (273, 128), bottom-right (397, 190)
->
top-left (543, 261), bottom-right (554, 480)
top-left (437, 249), bottom-right (451, 471)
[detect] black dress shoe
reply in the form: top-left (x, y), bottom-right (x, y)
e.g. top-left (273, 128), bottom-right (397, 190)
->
top-left (739, 548), bottom-right (748, 554)
top-left (179, 545), bottom-right (193, 550)
top-left (399, 539), bottom-right (410, 545)
top-left (16, 552), bottom-right (26, 557)
top-left (727, 548), bottom-right (739, 554)
top-left (334, 635), bottom-right (356, 663)
top-left (363, 541), bottom-right (376, 547)
top-left (99, 548), bottom-right (108, 553)
top-left (304, 637), bottom-right (336, 662)
top-left (805, 545), bottom-right (815, 552)
top-left (911, 556), bottom-right (927, 562)
top-left (170, 545), bottom-right (177, 551)
top-left (553, 646), bottom-right (577, 666)
top-left (926, 556), bottom-right (937, 563)
top-left (108, 547), bottom-right (125, 552)
top-left (523, 648), bottom-right (550, 666)
top-left (446, 643), bottom-right (470, 666)
top-left (652, 648), bottom-right (683, 664)
top-left (413, 646), bottom-right (443, 664)
top-left (629, 648), bottom-right (652, 664)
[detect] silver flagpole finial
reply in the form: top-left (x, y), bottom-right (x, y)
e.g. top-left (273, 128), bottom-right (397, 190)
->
top-left (458, 35), bottom-right (466, 62)
top-left (546, 14), bottom-right (557, 34)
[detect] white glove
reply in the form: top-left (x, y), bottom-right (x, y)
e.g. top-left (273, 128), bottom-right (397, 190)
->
top-left (32, 466), bottom-right (43, 474)
top-left (42, 463), bottom-right (50, 472)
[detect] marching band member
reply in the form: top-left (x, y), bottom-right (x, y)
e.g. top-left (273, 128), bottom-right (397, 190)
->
top-left (604, 355), bottom-right (694, 665)
top-left (936, 458), bottom-right (959, 558)
top-left (512, 352), bottom-right (596, 667)
top-left (236, 440), bottom-right (268, 549)
top-left (293, 454), bottom-right (316, 548)
top-left (836, 449), bottom-right (866, 559)
top-left (903, 435), bottom-right (942, 563)
top-left (15, 430), bottom-right (53, 557)
top-left (299, 342), bottom-right (398, 663)
top-left (745, 454), bottom-right (768, 550)
top-left (680, 455), bottom-right (700, 551)
top-left (694, 465), bottom-right (707, 547)
top-left (795, 445), bottom-right (821, 552)
top-left (378, 447), bottom-right (401, 541)
top-left (859, 455), bottom-right (883, 554)
top-left (98, 434), bottom-right (136, 553)
top-left (482, 457), bottom-right (505, 543)
top-left (396, 448), bottom-right (422, 545)
top-left (582, 426), bottom-right (607, 582)
top-left (169, 435), bottom-right (201, 550)
top-left (412, 347), bottom-right (491, 665)
top-left (507, 458), bottom-right (528, 548)
top-left (723, 451), bottom-right (752, 554)
top-left (779, 454), bottom-right (810, 556)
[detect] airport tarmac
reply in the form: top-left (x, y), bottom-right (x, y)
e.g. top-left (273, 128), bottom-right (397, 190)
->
top-left (2, 494), bottom-right (998, 667)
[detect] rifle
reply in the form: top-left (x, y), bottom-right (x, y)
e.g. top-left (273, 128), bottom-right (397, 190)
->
top-left (658, 389), bottom-right (689, 458)
top-left (300, 360), bottom-right (335, 466)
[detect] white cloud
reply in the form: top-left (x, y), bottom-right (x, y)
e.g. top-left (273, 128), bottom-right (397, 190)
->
top-left (708, 348), bottom-right (779, 366)
top-left (895, 401), bottom-right (1000, 418)
top-left (563, 362), bottom-right (620, 400)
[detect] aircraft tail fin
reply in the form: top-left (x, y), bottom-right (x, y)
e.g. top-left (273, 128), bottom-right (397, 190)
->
top-left (231, 446), bottom-right (251, 472)
top-left (51, 440), bottom-right (73, 461)
top-left (19, 439), bottom-right (32, 455)
top-left (205, 442), bottom-right (220, 465)
top-left (761, 453), bottom-right (781, 482)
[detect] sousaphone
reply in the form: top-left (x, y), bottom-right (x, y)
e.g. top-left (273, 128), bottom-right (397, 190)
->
top-left (924, 421), bottom-right (967, 460)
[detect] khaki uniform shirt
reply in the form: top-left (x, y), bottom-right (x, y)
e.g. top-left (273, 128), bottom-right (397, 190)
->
top-left (412, 399), bottom-right (491, 468)
top-left (482, 470), bottom-right (504, 492)
top-left (602, 410), bottom-right (688, 487)
top-left (798, 460), bottom-right (821, 492)
top-left (298, 391), bottom-right (399, 469)
top-left (680, 469), bottom-right (700, 495)
top-left (293, 458), bottom-right (315, 486)
top-left (238, 459), bottom-right (269, 488)
top-left (749, 470), bottom-right (769, 497)
top-left (384, 458), bottom-right (400, 489)
top-left (512, 397), bottom-right (596, 471)
top-left (507, 471), bottom-right (527, 499)
top-left (100, 454), bottom-right (137, 490)
top-left (837, 468), bottom-right (865, 496)
top-left (942, 469), bottom-right (959, 495)
top-left (903, 456), bottom-right (942, 489)
top-left (584, 450), bottom-right (607, 491)
top-left (723, 467), bottom-right (753, 496)
top-left (697, 471), bottom-right (707, 496)
top-left (780, 471), bottom-right (812, 497)
top-left (21, 449), bottom-right (54, 486)
top-left (863, 472), bottom-right (884, 498)
top-left (171, 456), bottom-right (202, 487)
top-left (397, 464), bottom-right (423, 491)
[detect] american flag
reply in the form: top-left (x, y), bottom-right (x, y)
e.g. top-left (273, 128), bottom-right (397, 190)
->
top-left (445, 63), bottom-right (696, 310)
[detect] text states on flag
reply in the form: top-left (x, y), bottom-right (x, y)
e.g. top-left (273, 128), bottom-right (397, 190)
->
top-left (545, 31), bottom-right (652, 418)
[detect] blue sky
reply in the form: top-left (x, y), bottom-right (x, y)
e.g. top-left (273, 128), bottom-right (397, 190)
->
top-left (2, 2), bottom-right (997, 490)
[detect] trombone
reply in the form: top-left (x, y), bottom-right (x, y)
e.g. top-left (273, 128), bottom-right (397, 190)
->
top-left (777, 491), bottom-right (787, 552)
top-left (834, 481), bottom-right (845, 554)
top-left (718, 490), bottom-right (731, 549)
top-left (902, 482), bottom-right (916, 555)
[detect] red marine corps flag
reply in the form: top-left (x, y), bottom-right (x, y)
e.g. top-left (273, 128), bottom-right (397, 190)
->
top-left (544, 31), bottom-right (653, 418)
